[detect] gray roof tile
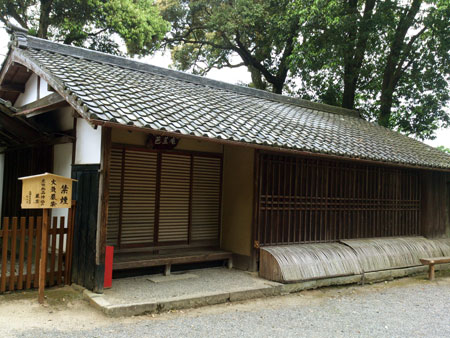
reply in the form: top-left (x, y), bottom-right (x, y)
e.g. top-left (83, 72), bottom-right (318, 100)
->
top-left (9, 36), bottom-right (450, 169)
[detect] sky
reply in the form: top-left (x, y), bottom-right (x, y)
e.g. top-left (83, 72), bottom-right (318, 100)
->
top-left (0, 26), bottom-right (448, 148)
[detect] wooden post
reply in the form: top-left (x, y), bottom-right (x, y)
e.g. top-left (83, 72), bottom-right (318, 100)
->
top-left (98, 127), bottom-right (111, 266)
top-left (19, 173), bottom-right (76, 302)
top-left (164, 264), bottom-right (171, 276)
top-left (38, 209), bottom-right (49, 304)
top-left (429, 264), bottom-right (435, 281)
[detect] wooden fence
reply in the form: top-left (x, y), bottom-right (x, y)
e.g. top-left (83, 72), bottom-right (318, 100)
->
top-left (0, 205), bottom-right (75, 293)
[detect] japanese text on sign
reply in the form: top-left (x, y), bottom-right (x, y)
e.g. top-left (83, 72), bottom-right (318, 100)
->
top-left (146, 134), bottom-right (179, 150)
top-left (19, 173), bottom-right (75, 209)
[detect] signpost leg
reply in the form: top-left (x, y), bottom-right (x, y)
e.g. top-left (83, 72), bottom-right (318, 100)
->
top-left (38, 209), bottom-right (49, 304)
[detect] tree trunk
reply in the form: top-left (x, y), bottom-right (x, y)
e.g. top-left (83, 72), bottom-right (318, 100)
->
top-left (248, 66), bottom-right (267, 91)
top-left (341, 0), bottom-right (376, 110)
top-left (272, 81), bottom-right (283, 95)
top-left (377, 0), bottom-right (422, 127)
top-left (378, 87), bottom-right (394, 127)
top-left (342, 69), bottom-right (357, 109)
top-left (38, 0), bottom-right (53, 39)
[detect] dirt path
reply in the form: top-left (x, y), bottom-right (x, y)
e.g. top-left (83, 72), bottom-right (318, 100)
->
top-left (1, 271), bottom-right (449, 337)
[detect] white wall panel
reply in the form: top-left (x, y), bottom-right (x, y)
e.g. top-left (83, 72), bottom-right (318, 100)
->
top-left (75, 118), bottom-right (102, 164)
top-left (52, 143), bottom-right (73, 225)
top-left (15, 74), bottom-right (52, 106)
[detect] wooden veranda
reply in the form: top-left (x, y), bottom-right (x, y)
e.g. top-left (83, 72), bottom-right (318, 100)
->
top-left (113, 247), bottom-right (233, 275)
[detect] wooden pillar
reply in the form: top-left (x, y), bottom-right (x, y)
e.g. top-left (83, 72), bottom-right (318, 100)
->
top-left (251, 150), bottom-right (260, 272)
top-left (97, 127), bottom-right (111, 267)
top-left (38, 209), bottom-right (49, 304)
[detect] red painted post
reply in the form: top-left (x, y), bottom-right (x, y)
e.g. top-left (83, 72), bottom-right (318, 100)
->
top-left (104, 246), bottom-right (114, 288)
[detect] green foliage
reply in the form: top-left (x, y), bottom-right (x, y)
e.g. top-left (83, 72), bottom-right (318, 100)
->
top-left (160, 0), bottom-right (450, 140)
top-left (437, 145), bottom-right (450, 154)
top-left (0, 0), bottom-right (169, 56)
top-left (158, 0), bottom-right (319, 93)
top-left (291, 0), bottom-right (450, 140)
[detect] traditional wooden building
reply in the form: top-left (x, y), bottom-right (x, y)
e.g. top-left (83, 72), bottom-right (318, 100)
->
top-left (1, 27), bottom-right (449, 292)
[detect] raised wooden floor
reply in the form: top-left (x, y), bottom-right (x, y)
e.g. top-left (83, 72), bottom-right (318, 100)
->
top-left (113, 248), bottom-right (233, 274)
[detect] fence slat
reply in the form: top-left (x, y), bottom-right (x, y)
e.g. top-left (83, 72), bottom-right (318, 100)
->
top-left (17, 217), bottom-right (26, 290)
top-left (49, 217), bottom-right (57, 286)
top-left (1, 218), bottom-right (9, 292)
top-left (26, 217), bottom-right (34, 289)
top-left (57, 217), bottom-right (65, 285)
top-left (9, 218), bottom-right (18, 291)
top-left (1, 210), bottom-right (75, 294)
top-left (33, 217), bottom-right (42, 288)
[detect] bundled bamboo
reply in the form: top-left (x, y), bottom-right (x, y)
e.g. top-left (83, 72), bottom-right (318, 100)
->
top-left (341, 237), bottom-right (442, 272)
top-left (260, 243), bottom-right (362, 282)
top-left (260, 236), bottom-right (448, 283)
top-left (433, 238), bottom-right (450, 256)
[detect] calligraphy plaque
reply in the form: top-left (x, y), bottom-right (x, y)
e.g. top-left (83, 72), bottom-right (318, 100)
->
top-left (146, 134), bottom-right (179, 150)
top-left (19, 173), bottom-right (76, 209)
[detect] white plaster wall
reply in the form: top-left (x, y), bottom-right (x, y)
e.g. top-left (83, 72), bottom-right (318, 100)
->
top-left (0, 153), bottom-right (4, 221)
top-left (15, 74), bottom-right (52, 106)
top-left (40, 78), bottom-right (51, 99)
top-left (75, 118), bottom-right (102, 164)
top-left (52, 143), bottom-right (73, 250)
top-left (52, 143), bottom-right (73, 221)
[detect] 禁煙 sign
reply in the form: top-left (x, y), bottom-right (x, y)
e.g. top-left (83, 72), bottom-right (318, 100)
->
top-left (19, 173), bottom-right (76, 209)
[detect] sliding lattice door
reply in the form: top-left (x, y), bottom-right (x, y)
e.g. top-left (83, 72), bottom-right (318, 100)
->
top-left (256, 152), bottom-right (421, 246)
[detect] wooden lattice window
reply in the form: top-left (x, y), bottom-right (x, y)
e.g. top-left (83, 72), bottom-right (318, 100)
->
top-left (256, 152), bottom-right (421, 246)
top-left (107, 146), bottom-right (222, 248)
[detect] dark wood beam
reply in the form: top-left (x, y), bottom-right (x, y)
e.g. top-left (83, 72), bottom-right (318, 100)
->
top-left (0, 106), bottom-right (43, 143)
top-left (16, 92), bottom-right (67, 116)
top-left (0, 129), bottom-right (20, 146)
top-left (1, 134), bottom-right (74, 151)
top-left (0, 83), bottom-right (25, 93)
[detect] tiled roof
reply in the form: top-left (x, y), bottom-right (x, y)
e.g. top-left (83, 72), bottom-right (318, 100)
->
top-left (4, 34), bottom-right (450, 169)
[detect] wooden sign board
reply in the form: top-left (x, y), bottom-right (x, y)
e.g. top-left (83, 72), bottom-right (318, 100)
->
top-left (19, 173), bottom-right (76, 209)
top-left (146, 134), bottom-right (179, 150)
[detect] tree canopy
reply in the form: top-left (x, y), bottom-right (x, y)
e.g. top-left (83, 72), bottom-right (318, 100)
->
top-left (160, 0), bottom-right (450, 140)
top-left (0, 0), bottom-right (169, 56)
top-left (437, 145), bottom-right (450, 154)
top-left (294, 0), bottom-right (450, 139)
top-left (158, 0), bottom-right (321, 94)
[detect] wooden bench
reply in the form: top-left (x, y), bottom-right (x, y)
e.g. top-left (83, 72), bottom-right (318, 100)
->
top-left (419, 257), bottom-right (450, 281)
top-left (113, 249), bottom-right (233, 276)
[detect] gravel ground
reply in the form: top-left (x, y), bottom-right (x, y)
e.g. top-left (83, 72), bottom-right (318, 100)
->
top-left (2, 273), bottom-right (450, 338)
